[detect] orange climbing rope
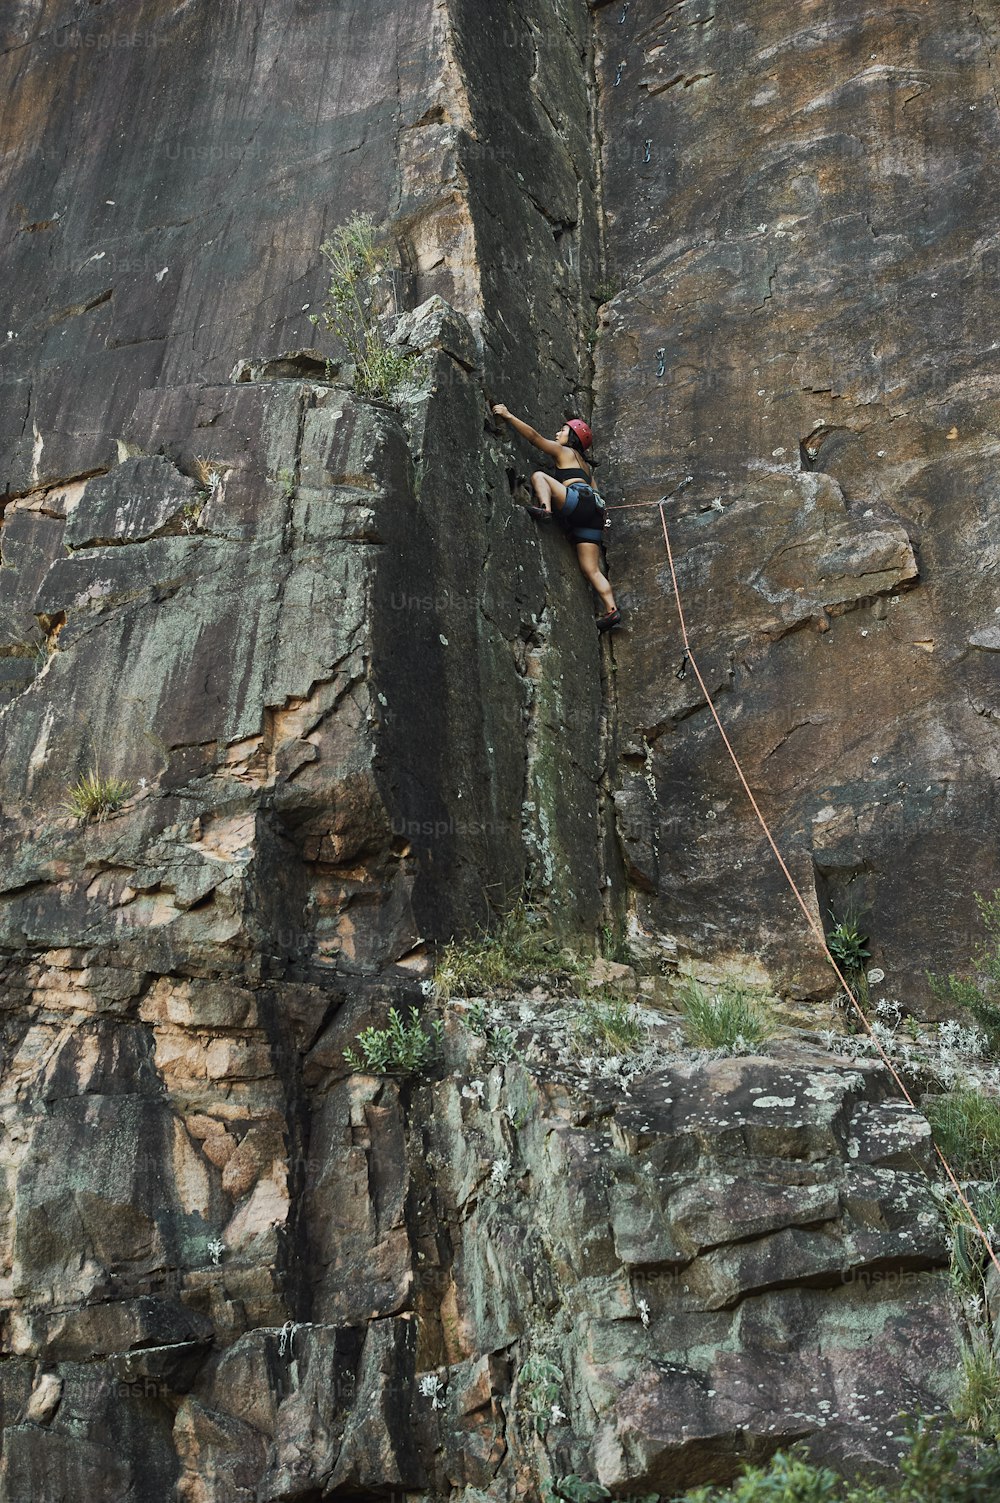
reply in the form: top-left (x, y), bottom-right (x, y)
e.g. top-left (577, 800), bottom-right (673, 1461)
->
top-left (653, 495), bottom-right (1000, 1278)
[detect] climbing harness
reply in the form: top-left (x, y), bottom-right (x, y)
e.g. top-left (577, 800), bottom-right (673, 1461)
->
top-left (559, 481), bottom-right (608, 544)
top-left (653, 492), bottom-right (1000, 1277)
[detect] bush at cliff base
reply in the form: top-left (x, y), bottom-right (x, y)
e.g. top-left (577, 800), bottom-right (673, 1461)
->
top-left (670, 1419), bottom-right (1000, 1502)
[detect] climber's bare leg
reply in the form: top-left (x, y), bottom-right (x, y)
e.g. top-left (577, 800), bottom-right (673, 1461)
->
top-left (530, 471), bottom-right (568, 516)
top-left (575, 542), bottom-right (616, 614)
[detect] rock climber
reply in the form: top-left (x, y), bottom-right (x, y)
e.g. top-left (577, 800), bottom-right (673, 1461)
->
top-left (491, 403), bottom-right (621, 631)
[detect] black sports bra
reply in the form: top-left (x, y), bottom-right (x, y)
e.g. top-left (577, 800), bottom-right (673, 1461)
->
top-left (552, 465), bottom-right (592, 484)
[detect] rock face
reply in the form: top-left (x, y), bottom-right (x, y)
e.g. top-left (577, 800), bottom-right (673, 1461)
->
top-left (593, 0), bottom-right (1000, 994)
top-left (0, 0), bottom-right (984, 1497)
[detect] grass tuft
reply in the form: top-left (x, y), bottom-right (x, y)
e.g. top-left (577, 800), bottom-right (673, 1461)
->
top-left (434, 902), bottom-right (562, 1002)
top-left (190, 456), bottom-right (227, 492)
top-left (677, 978), bottom-right (774, 1053)
top-left (923, 1088), bottom-right (1000, 1181)
top-left (63, 769), bottom-right (131, 823)
top-left (599, 921), bottom-right (632, 965)
top-left (573, 993), bottom-right (646, 1056)
top-left (954, 1342), bottom-right (1000, 1443)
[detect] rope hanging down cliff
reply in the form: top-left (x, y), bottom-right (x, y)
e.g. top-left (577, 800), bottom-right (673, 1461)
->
top-left (653, 492), bottom-right (1000, 1280)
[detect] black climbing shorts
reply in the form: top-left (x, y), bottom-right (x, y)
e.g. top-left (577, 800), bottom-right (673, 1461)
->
top-left (559, 483), bottom-right (607, 544)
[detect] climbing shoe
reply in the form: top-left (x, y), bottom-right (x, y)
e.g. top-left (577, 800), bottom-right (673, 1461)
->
top-left (526, 505), bottom-right (553, 521)
top-left (597, 608), bottom-right (621, 632)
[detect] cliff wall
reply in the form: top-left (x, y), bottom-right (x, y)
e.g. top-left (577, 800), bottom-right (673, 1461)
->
top-left (593, 0), bottom-right (1000, 995)
top-left (0, 0), bottom-right (989, 1499)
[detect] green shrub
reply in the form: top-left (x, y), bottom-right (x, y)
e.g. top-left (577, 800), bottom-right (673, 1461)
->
top-left (929, 892), bottom-right (1000, 1054)
top-left (63, 769), bottom-right (131, 822)
top-left (434, 901), bottom-right (560, 1001)
top-left (310, 213), bottom-right (421, 401)
top-left (343, 1007), bottom-right (443, 1075)
top-left (923, 1089), bottom-right (1000, 1180)
top-left (670, 1418), bottom-right (1000, 1500)
top-left (516, 1352), bottom-right (564, 1437)
top-left (678, 979), bottom-right (774, 1052)
top-left (676, 1448), bottom-right (842, 1502)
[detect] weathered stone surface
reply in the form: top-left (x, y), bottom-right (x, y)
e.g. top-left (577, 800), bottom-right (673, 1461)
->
top-left (63, 456), bottom-right (203, 549)
top-left (0, 0), bottom-right (983, 1497)
top-left (592, 0), bottom-right (1000, 997)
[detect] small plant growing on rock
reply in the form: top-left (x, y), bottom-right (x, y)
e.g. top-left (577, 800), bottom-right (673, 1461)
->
top-left (929, 891), bottom-right (1000, 1055)
top-left (418, 1372), bottom-right (447, 1410)
top-left (573, 993), bottom-right (646, 1057)
top-left (923, 1088), bottom-right (1000, 1181)
top-left (6, 625), bottom-right (51, 666)
top-left (827, 912), bottom-right (870, 972)
top-left (593, 277), bottom-right (622, 306)
top-left (459, 1001), bottom-right (520, 1064)
top-left (343, 1007), bottom-right (443, 1075)
top-left (678, 979), bottom-right (774, 1053)
top-left (63, 768), bottom-right (131, 823)
top-left (827, 907), bottom-right (872, 1006)
top-left (599, 921), bottom-right (636, 966)
top-left (310, 213), bottom-right (420, 401)
top-left (190, 456), bottom-right (227, 494)
top-left (486, 1155), bottom-right (511, 1193)
top-left (543, 1484), bottom-right (658, 1503)
top-left (434, 900), bottom-right (560, 1001)
top-left (181, 501), bottom-right (203, 534)
top-left (516, 1353), bottom-right (565, 1437)
top-left (542, 1480), bottom-right (610, 1503)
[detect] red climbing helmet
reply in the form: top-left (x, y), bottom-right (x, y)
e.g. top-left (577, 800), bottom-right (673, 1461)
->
top-left (566, 417), bottom-right (593, 451)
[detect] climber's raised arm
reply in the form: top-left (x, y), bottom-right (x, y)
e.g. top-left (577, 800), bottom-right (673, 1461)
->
top-left (492, 403), bottom-right (563, 459)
